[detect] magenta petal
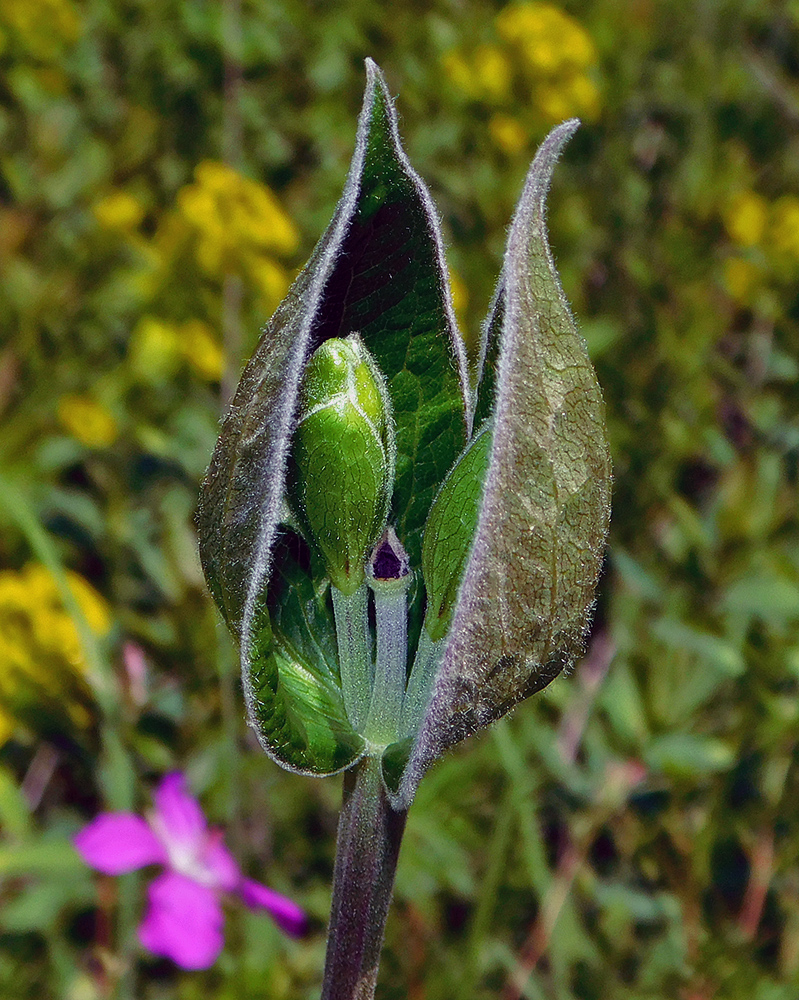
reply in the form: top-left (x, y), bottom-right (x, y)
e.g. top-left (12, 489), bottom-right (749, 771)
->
top-left (139, 871), bottom-right (224, 970)
top-left (202, 834), bottom-right (240, 891)
top-left (152, 773), bottom-right (207, 852)
top-left (74, 814), bottom-right (166, 874)
top-left (240, 878), bottom-right (308, 937)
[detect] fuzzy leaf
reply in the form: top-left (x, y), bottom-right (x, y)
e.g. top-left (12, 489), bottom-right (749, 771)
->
top-left (396, 120), bottom-right (612, 805)
top-left (197, 60), bottom-right (469, 773)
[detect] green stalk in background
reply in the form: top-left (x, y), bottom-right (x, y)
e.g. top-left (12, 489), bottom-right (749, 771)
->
top-left (0, 472), bottom-right (139, 1000)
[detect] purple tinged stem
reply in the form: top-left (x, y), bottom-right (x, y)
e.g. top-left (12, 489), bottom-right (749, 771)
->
top-left (321, 755), bottom-right (407, 1000)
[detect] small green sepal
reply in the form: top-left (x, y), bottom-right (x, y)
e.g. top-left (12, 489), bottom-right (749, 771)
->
top-left (421, 422), bottom-right (493, 642)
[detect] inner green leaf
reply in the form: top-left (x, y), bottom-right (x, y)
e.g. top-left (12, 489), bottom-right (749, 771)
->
top-left (247, 533), bottom-right (365, 775)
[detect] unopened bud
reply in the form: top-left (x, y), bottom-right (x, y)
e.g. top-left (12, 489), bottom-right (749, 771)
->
top-left (289, 335), bottom-right (395, 595)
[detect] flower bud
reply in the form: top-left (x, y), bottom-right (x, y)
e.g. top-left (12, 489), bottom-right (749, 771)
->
top-left (421, 422), bottom-right (492, 642)
top-left (289, 335), bottom-right (394, 595)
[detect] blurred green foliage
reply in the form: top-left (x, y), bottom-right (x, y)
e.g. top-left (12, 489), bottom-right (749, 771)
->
top-left (2, 0), bottom-right (799, 997)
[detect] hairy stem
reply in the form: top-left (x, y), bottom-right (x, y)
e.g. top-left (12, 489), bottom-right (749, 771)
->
top-left (364, 580), bottom-right (408, 745)
top-left (331, 583), bottom-right (372, 732)
top-left (321, 755), bottom-right (408, 1000)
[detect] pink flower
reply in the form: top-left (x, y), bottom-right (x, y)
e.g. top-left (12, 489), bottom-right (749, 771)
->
top-left (74, 772), bottom-right (307, 969)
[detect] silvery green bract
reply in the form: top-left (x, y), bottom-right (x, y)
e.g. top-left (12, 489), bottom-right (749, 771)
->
top-left (197, 59), bottom-right (611, 810)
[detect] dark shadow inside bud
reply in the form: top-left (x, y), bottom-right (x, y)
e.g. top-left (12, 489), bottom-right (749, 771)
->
top-left (370, 528), bottom-right (409, 581)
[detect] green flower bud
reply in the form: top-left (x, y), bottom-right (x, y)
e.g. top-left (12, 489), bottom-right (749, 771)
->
top-left (289, 334), bottom-right (395, 595)
top-left (421, 422), bottom-right (492, 642)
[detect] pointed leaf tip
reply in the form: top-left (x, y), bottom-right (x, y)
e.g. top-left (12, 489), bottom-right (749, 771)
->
top-left (473, 119), bottom-right (580, 429)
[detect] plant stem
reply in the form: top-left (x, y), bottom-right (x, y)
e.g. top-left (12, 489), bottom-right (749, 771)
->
top-left (331, 584), bottom-right (372, 731)
top-left (364, 579), bottom-right (408, 745)
top-left (321, 754), bottom-right (408, 1000)
top-left (221, 0), bottom-right (243, 408)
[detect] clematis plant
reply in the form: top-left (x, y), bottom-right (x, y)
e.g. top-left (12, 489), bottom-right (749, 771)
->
top-left (198, 60), bottom-right (611, 999)
top-left (75, 772), bottom-right (307, 970)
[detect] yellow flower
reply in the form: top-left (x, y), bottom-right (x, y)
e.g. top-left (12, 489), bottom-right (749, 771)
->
top-left (181, 320), bottom-right (224, 382)
top-left (497, 2), bottom-right (596, 76)
top-left (559, 19), bottom-right (596, 71)
top-left (445, 6), bottom-right (598, 115)
top-left (473, 44), bottom-right (512, 102)
top-left (768, 195), bottom-right (799, 261)
top-left (496, 2), bottom-right (550, 45)
top-left (231, 175), bottom-right (298, 256)
top-left (722, 256), bottom-right (762, 304)
top-left (28, 567), bottom-right (110, 668)
top-left (178, 161), bottom-right (299, 281)
top-left (563, 72), bottom-right (601, 120)
top-left (442, 50), bottom-right (480, 98)
top-left (489, 113), bottom-right (528, 155)
top-left (93, 192), bottom-right (144, 232)
top-left (129, 316), bottom-right (230, 383)
top-left (723, 190), bottom-right (768, 248)
top-left (0, 564), bottom-right (110, 744)
top-left (448, 268), bottom-right (469, 321)
top-left (247, 256), bottom-right (293, 312)
top-left (535, 82), bottom-right (574, 123)
top-left (128, 316), bottom-right (183, 379)
top-left (58, 395), bottom-right (118, 448)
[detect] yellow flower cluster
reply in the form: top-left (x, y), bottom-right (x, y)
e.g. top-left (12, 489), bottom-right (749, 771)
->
top-left (91, 168), bottom-right (298, 322)
top-left (443, 44), bottom-right (513, 102)
top-left (496, 2), bottom-right (596, 75)
top-left (129, 316), bottom-right (225, 383)
top-left (177, 161), bottom-right (299, 309)
top-left (0, 565), bottom-right (110, 744)
top-left (722, 190), bottom-right (799, 303)
top-left (58, 394), bottom-right (118, 448)
top-left (443, 2), bottom-right (601, 154)
top-left (0, 0), bottom-right (81, 59)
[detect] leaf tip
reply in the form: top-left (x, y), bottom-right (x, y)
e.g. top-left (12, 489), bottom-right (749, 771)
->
top-left (520, 118), bottom-right (580, 217)
top-left (363, 57), bottom-right (389, 97)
